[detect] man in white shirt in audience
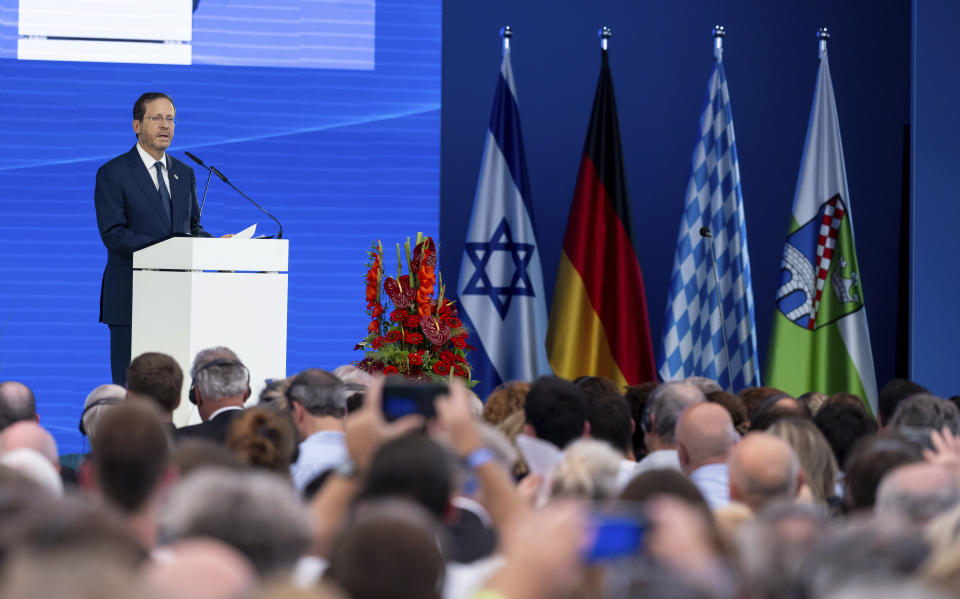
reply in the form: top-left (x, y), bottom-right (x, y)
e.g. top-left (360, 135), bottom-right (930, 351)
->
top-left (286, 368), bottom-right (349, 492)
top-left (676, 402), bottom-right (739, 509)
top-left (635, 381), bottom-right (705, 474)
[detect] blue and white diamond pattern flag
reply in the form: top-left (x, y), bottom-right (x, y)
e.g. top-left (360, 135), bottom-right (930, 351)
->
top-left (660, 50), bottom-right (760, 391)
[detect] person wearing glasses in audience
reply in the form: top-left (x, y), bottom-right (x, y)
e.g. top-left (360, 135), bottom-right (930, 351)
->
top-left (94, 92), bottom-right (218, 386)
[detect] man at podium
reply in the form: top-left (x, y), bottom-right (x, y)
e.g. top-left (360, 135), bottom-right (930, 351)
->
top-left (94, 92), bottom-right (211, 385)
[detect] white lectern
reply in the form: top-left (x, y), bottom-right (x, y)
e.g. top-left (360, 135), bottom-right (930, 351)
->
top-left (131, 237), bottom-right (288, 427)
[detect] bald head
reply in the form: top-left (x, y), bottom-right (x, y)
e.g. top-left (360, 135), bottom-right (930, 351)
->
top-left (875, 462), bottom-right (960, 527)
top-left (0, 381), bottom-right (37, 430)
top-left (728, 432), bottom-right (799, 512)
top-left (676, 402), bottom-right (738, 474)
top-left (145, 538), bottom-right (257, 599)
top-left (0, 421), bottom-right (58, 468)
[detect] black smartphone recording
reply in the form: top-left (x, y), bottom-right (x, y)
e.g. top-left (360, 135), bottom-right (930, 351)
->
top-left (381, 377), bottom-right (449, 421)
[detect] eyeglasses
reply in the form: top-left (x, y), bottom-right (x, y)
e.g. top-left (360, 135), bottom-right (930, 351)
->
top-left (143, 116), bottom-right (177, 124)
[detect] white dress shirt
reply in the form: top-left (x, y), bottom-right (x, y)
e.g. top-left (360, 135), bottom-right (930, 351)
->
top-left (634, 449), bottom-right (681, 475)
top-left (136, 142), bottom-right (171, 193)
top-left (689, 462), bottom-right (731, 510)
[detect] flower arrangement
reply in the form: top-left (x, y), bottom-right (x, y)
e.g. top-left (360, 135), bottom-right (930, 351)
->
top-left (355, 234), bottom-right (475, 385)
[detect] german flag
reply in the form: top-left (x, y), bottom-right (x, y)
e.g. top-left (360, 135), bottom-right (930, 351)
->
top-left (546, 49), bottom-right (657, 388)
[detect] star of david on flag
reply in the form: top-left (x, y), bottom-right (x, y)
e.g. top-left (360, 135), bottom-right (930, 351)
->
top-left (457, 41), bottom-right (551, 397)
top-left (461, 218), bottom-right (535, 319)
top-left (659, 44), bottom-right (760, 392)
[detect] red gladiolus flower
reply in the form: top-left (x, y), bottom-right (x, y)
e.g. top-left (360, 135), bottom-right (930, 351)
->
top-left (385, 330), bottom-right (402, 343)
top-left (444, 316), bottom-right (462, 329)
top-left (433, 361), bottom-right (451, 376)
top-left (383, 365), bottom-right (399, 375)
top-left (368, 320), bottom-right (379, 333)
top-left (371, 305), bottom-right (384, 318)
top-left (451, 336), bottom-right (467, 349)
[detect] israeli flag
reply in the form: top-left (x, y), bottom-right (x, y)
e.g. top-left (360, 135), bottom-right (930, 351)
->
top-left (659, 55), bottom-right (760, 391)
top-left (457, 46), bottom-right (551, 397)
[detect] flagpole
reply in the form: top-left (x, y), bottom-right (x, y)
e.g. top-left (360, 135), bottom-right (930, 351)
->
top-left (599, 26), bottom-right (611, 51)
top-left (713, 25), bottom-right (725, 62)
top-left (500, 25), bottom-right (512, 55)
top-left (709, 24), bottom-right (734, 390)
top-left (817, 27), bottom-right (829, 60)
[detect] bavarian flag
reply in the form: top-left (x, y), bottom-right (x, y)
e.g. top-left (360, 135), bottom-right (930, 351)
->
top-left (546, 48), bottom-right (657, 388)
top-left (765, 46), bottom-right (878, 414)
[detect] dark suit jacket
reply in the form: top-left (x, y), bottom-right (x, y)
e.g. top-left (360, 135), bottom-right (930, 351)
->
top-left (174, 408), bottom-right (244, 445)
top-left (95, 145), bottom-right (209, 326)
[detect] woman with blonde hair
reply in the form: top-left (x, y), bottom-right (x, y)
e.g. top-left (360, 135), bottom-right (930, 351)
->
top-left (766, 417), bottom-right (839, 504)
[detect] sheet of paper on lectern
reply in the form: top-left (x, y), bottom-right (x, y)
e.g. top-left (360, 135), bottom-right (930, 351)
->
top-left (234, 224), bottom-right (257, 239)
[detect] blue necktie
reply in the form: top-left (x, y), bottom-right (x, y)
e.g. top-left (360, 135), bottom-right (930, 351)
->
top-left (154, 161), bottom-right (173, 230)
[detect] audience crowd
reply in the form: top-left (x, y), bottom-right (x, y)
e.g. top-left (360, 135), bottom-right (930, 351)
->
top-left (2, 352), bottom-right (960, 599)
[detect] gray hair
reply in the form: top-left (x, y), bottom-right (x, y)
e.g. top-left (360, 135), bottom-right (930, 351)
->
top-left (889, 394), bottom-right (960, 435)
top-left (642, 381), bottom-right (705, 443)
top-left (331, 364), bottom-right (374, 388)
top-left (824, 582), bottom-right (952, 599)
top-left (190, 347), bottom-right (248, 401)
top-left (161, 468), bottom-right (311, 576)
top-left (286, 369), bottom-right (347, 418)
top-left (0, 448), bottom-right (63, 497)
top-left (876, 464), bottom-right (960, 527)
top-left (81, 384), bottom-right (125, 443)
top-left (799, 519), bottom-right (930, 598)
top-left (550, 439), bottom-right (622, 500)
top-left (683, 376), bottom-right (723, 395)
top-left (736, 501), bottom-right (831, 599)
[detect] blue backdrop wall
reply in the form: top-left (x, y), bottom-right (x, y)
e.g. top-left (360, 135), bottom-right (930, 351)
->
top-left (0, 0), bottom-right (441, 453)
top-left (441, 1), bottom-right (912, 395)
top-left (910, 0), bottom-right (960, 397)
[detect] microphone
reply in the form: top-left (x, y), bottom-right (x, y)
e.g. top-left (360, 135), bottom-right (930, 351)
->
top-left (183, 151), bottom-right (214, 220)
top-left (183, 153), bottom-right (283, 239)
top-left (208, 166), bottom-right (284, 240)
top-left (699, 225), bottom-right (733, 391)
